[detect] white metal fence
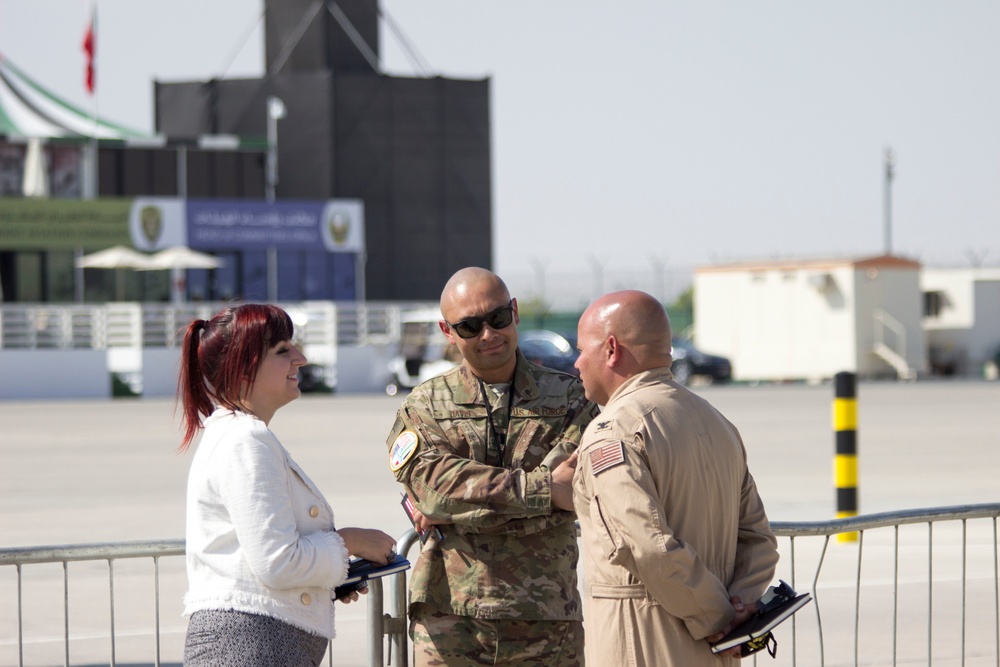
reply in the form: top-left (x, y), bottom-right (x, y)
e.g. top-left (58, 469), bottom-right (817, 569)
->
top-left (0, 301), bottom-right (437, 351)
top-left (3, 504), bottom-right (999, 667)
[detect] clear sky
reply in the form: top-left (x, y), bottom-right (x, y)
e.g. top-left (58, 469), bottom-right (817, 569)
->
top-left (2, 1), bottom-right (999, 305)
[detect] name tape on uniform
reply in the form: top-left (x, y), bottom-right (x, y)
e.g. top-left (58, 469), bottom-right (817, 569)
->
top-left (389, 429), bottom-right (419, 472)
top-left (590, 441), bottom-right (625, 475)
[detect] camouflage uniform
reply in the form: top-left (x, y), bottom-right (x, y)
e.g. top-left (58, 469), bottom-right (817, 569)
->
top-left (410, 610), bottom-right (583, 666)
top-left (387, 350), bottom-right (599, 664)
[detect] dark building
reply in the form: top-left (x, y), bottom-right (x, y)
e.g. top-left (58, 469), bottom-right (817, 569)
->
top-left (100, 144), bottom-right (267, 200)
top-left (154, 0), bottom-right (492, 301)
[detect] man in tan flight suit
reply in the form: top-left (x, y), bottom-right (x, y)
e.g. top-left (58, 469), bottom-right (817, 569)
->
top-left (572, 290), bottom-right (779, 666)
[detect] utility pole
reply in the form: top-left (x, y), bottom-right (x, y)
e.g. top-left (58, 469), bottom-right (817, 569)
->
top-left (883, 147), bottom-right (895, 255)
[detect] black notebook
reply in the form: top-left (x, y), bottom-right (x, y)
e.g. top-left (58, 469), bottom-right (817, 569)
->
top-left (333, 553), bottom-right (411, 601)
top-left (710, 581), bottom-right (812, 655)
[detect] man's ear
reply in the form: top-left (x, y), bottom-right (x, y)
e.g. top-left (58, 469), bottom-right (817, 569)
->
top-left (511, 297), bottom-right (520, 326)
top-left (606, 335), bottom-right (621, 367)
top-left (439, 320), bottom-right (456, 344)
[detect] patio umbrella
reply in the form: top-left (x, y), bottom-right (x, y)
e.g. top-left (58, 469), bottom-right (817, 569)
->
top-left (75, 245), bottom-right (154, 270)
top-left (140, 246), bottom-right (223, 304)
top-left (144, 246), bottom-right (223, 270)
top-left (75, 246), bottom-right (154, 301)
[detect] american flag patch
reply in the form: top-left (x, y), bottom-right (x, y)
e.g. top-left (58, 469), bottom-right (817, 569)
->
top-left (590, 441), bottom-right (625, 475)
top-left (402, 493), bottom-right (418, 519)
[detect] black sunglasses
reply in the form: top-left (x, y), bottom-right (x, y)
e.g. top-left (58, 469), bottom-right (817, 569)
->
top-left (446, 301), bottom-right (515, 339)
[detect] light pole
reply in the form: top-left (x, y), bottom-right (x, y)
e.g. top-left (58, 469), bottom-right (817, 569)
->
top-left (265, 96), bottom-right (286, 302)
top-left (266, 96), bottom-right (286, 203)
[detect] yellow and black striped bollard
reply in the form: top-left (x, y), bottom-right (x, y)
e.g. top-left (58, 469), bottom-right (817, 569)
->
top-left (833, 371), bottom-right (858, 542)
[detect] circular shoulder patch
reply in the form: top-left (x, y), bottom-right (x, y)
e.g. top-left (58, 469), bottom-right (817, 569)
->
top-left (389, 429), bottom-right (420, 472)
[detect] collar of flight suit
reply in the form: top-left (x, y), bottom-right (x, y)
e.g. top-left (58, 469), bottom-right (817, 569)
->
top-left (605, 366), bottom-right (675, 408)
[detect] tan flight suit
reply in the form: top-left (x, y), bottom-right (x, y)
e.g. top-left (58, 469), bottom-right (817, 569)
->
top-left (574, 367), bottom-right (778, 666)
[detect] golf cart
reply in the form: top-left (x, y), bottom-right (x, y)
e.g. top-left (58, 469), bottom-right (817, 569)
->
top-left (385, 308), bottom-right (460, 395)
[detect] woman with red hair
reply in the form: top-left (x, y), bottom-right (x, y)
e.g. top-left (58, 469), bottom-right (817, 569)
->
top-left (177, 303), bottom-right (395, 666)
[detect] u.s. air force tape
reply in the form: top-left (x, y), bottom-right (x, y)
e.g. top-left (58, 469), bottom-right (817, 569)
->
top-left (590, 441), bottom-right (625, 475)
top-left (389, 429), bottom-right (419, 472)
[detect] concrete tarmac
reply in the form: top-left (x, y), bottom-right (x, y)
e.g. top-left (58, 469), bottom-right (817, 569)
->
top-left (2, 379), bottom-right (999, 666)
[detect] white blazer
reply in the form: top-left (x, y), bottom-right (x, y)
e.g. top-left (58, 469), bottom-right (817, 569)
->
top-left (183, 409), bottom-right (350, 638)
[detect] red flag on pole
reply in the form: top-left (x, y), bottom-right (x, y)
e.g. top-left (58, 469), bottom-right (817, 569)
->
top-left (82, 8), bottom-right (96, 94)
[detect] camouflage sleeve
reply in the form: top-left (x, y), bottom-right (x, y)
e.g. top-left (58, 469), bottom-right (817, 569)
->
top-left (555, 384), bottom-right (601, 452)
top-left (386, 397), bottom-right (552, 528)
top-left (452, 384), bottom-right (600, 535)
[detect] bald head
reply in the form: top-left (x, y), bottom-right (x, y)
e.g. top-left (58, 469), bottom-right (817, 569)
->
top-left (575, 290), bottom-right (673, 404)
top-left (440, 267), bottom-right (510, 320)
top-left (581, 290), bottom-right (672, 370)
top-left (438, 267), bottom-right (520, 383)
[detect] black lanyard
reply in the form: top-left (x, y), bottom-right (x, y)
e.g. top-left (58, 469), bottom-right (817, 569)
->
top-left (477, 377), bottom-right (515, 467)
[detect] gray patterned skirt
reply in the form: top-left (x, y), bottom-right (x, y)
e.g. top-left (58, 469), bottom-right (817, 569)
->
top-left (184, 609), bottom-right (329, 667)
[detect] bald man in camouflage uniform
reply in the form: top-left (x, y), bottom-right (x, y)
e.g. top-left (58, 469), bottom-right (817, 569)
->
top-left (387, 268), bottom-right (599, 666)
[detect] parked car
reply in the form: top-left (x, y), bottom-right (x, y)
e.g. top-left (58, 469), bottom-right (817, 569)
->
top-left (298, 364), bottom-right (334, 393)
top-left (670, 338), bottom-right (731, 385)
top-left (519, 329), bottom-right (580, 376)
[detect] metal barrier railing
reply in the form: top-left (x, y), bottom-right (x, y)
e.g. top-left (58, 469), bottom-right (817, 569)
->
top-left (769, 504), bottom-right (1000, 667)
top-left (0, 539), bottom-right (185, 667)
top-left (0, 301), bottom-right (437, 351)
top-left (3, 504), bottom-right (999, 667)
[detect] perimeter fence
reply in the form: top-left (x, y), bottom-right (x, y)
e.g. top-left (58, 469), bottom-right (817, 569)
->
top-left (2, 503), bottom-right (999, 667)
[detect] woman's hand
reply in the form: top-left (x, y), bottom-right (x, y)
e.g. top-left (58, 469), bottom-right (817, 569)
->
top-left (337, 584), bottom-right (369, 604)
top-left (337, 527), bottom-right (397, 565)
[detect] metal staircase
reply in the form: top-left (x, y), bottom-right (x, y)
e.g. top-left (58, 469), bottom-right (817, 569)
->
top-left (873, 308), bottom-right (917, 381)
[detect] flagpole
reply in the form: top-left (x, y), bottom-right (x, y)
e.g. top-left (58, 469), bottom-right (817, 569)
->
top-left (91, 0), bottom-right (99, 200)
top-left (84, 0), bottom-right (99, 199)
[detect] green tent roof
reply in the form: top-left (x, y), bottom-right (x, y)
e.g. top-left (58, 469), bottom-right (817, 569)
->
top-left (0, 52), bottom-right (153, 141)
